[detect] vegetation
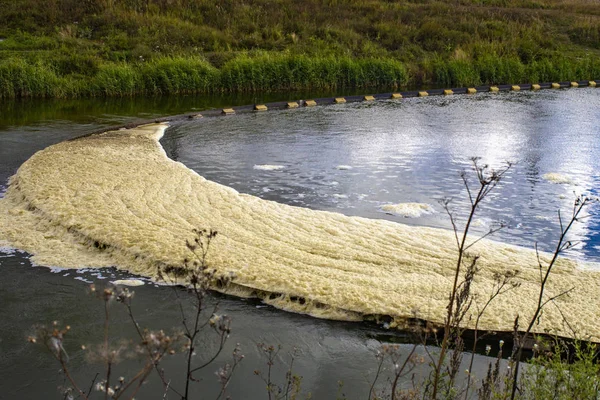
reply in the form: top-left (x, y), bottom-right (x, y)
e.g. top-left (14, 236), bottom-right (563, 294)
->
top-left (2, 0), bottom-right (600, 98)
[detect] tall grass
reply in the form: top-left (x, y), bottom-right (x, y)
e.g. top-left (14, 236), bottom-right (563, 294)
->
top-left (0, 58), bottom-right (67, 98)
top-left (0, 55), bottom-right (410, 98)
top-left (219, 54), bottom-right (408, 92)
top-left (138, 57), bottom-right (218, 94)
top-left (429, 55), bottom-right (600, 87)
top-left (2, 52), bottom-right (599, 99)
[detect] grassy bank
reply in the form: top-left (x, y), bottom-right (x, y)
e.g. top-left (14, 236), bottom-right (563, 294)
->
top-left (1, 0), bottom-right (600, 98)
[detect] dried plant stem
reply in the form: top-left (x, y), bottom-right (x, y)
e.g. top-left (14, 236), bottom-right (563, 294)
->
top-left (56, 351), bottom-right (88, 400)
top-left (432, 159), bottom-right (511, 399)
top-left (104, 297), bottom-right (111, 400)
top-left (509, 197), bottom-right (591, 399)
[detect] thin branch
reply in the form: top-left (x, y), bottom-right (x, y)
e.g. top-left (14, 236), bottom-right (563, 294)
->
top-left (56, 351), bottom-right (88, 400)
top-left (87, 373), bottom-right (99, 398)
top-left (368, 352), bottom-right (385, 400)
top-left (539, 287), bottom-right (574, 311)
top-left (189, 330), bottom-right (228, 374)
top-left (551, 298), bottom-right (578, 338)
top-left (463, 224), bottom-right (505, 252)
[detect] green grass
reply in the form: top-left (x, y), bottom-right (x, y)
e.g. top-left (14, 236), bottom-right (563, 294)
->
top-left (1, 0), bottom-right (600, 98)
top-left (519, 340), bottom-right (600, 400)
top-left (0, 55), bottom-right (408, 98)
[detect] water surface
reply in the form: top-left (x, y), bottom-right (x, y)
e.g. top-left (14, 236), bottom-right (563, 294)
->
top-left (1, 89), bottom-right (599, 398)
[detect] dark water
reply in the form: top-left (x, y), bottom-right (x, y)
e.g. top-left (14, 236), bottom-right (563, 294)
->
top-left (1, 89), bottom-right (599, 399)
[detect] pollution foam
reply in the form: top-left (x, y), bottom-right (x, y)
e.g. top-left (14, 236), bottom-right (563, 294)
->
top-left (1, 123), bottom-right (599, 339)
top-left (381, 203), bottom-right (435, 218)
top-left (543, 173), bottom-right (573, 184)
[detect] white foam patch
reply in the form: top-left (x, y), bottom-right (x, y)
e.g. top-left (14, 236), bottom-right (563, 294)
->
top-left (254, 165), bottom-right (285, 171)
top-left (543, 173), bottom-right (573, 184)
top-left (381, 203), bottom-right (436, 218)
top-left (0, 243), bottom-right (16, 256)
top-left (112, 279), bottom-right (145, 287)
top-left (1, 123), bottom-right (599, 339)
top-left (470, 219), bottom-right (488, 227)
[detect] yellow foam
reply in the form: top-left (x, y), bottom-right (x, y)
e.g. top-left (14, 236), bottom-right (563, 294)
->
top-left (1, 123), bottom-right (599, 339)
top-left (381, 203), bottom-right (435, 218)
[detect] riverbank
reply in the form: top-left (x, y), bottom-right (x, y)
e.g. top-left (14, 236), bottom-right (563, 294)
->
top-left (2, 0), bottom-right (600, 98)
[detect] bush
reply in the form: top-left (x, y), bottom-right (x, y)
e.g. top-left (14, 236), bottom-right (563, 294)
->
top-left (0, 58), bottom-right (66, 98)
top-left (219, 53), bottom-right (408, 92)
top-left (139, 56), bottom-right (219, 94)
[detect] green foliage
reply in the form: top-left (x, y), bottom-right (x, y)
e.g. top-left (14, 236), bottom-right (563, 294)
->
top-left (1, 0), bottom-right (600, 97)
top-left (0, 53), bottom-right (408, 98)
top-left (219, 53), bottom-right (408, 92)
top-left (432, 58), bottom-right (482, 87)
top-left (139, 56), bottom-right (218, 94)
top-left (91, 63), bottom-right (139, 97)
top-left (0, 31), bottom-right (59, 50)
top-left (0, 58), bottom-right (66, 98)
top-left (520, 341), bottom-right (600, 400)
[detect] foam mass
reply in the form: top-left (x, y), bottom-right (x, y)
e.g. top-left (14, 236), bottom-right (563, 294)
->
top-left (381, 203), bottom-right (435, 218)
top-left (542, 173), bottom-right (573, 184)
top-left (1, 124), bottom-right (599, 339)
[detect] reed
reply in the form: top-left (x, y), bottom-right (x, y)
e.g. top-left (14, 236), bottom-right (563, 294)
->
top-left (0, 58), bottom-right (67, 98)
top-left (218, 54), bottom-right (408, 92)
top-left (0, 54), bottom-right (409, 98)
top-left (2, 0), bottom-right (600, 98)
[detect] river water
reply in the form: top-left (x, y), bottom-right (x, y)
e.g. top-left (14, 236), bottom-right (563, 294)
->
top-left (1, 88), bottom-right (599, 398)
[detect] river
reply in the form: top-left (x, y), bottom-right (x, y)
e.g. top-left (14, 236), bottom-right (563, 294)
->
top-left (1, 88), bottom-right (598, 399)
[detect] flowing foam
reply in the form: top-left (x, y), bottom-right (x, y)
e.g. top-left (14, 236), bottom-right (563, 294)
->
top-left (381, 203), bottom-right (435, 218)
top-left (543, 173), bottom-right (573, 184)
top-left (112, 279), bottom-right (145, 286)
top-left (1, 124), bottom-right (599, 339)
top-left (253, 164), bottom-right (285, 171)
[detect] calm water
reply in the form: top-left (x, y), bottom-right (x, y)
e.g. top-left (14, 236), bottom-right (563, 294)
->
top-left (1, 89), bottom-right (599, 398)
